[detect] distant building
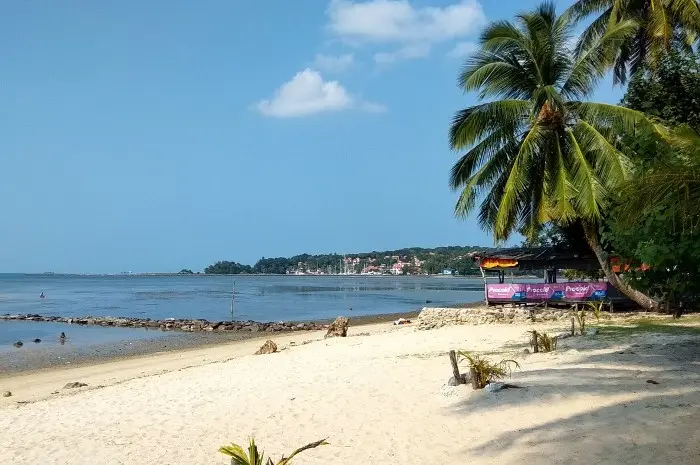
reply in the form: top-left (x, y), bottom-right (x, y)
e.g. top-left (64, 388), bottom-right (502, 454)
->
top-left (391, 263), bottom-right (405, 275)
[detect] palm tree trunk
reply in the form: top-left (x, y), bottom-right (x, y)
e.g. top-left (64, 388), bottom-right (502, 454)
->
top-left (583, 222), bottom-right (660, 311)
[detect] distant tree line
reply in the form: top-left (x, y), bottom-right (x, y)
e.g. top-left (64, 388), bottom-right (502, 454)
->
top-left (203, 246), bottom-right (495, 275)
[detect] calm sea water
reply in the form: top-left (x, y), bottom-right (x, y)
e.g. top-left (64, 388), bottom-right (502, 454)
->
top-left (0, 274), bottom-right (486, 349)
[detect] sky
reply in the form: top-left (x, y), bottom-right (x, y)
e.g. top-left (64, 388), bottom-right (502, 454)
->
top-left (0, 0), bottom-right (623, 273)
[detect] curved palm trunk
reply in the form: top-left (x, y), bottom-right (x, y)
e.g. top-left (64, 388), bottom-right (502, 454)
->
top-left (583, 222), bottom-right (660, 311)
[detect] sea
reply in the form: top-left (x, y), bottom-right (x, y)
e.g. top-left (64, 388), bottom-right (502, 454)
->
top-left (0, 274), bottom-right (487, 351)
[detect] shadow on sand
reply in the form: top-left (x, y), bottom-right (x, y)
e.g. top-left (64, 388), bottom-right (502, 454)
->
top-left (449, 332), bottom-right (700, 464)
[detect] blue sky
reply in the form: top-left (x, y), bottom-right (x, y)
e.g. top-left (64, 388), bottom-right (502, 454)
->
top-left (0, 0), bottom-right (623, 273)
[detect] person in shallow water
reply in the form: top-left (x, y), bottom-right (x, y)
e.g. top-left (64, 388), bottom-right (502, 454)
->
top-left (40, 292), bottom-right (44, 298)
top-left (59, 332), bottom-right (66, 345)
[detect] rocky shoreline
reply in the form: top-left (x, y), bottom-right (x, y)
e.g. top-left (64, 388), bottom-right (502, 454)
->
top-left (0, 313), bottom-right (327, 333)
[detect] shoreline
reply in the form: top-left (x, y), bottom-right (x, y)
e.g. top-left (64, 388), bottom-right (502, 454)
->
top-left (2, 315), bottom-right (699, 464)
top-left (0, 310), bottom-right (420, 376)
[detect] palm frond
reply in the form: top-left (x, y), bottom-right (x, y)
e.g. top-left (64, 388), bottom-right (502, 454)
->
top-left (574, 101), bottom-right (671, 140)
top-left (565, 0), bottom-right (613, 23)
top-left (566, 128), bottom-right (605, 219)
top-left (572, 119), bottom-right (632, 185)
top-left (563, 19), bottom-right (638, 98)
top-left (454, 139), bottom-right (519, 220)
top-left (494, 124), bottom-right (545, 239)
top-left (219, 443), bottom-right (251, 465)
top-left (278, 439), bottom-right (329, 465)
top-left (449, 100), bottom-right (531, 150)
top-left (618, 157), bottom-right (700, 222)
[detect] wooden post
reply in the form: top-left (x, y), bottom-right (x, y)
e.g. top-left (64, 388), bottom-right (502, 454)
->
top-left (230, 280), bottom-right (236, 322)
top-left (571, 316), bottom-right (575, 336)
top-left (449, 350), bottom-right (463, 384)
top-left (531, 330), bottom-right (539, 353)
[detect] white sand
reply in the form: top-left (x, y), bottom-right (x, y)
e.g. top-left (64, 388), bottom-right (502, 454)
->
top-left (2, 321), bottom-right (699, 464)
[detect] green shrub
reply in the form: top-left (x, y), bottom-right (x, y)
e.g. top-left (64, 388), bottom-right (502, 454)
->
top-left (458, 351), bottom-right (520, 389)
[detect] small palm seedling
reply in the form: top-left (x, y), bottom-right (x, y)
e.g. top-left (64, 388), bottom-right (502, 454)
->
top-left (219, 437), bottom-right (328, 465)
top-left (458, 351), bottom-right (520, 389)
top-left (586, 301), bottom-right (604, 322)
top-left (539, 332), bottom-right (557, 352)
top-left (529, 331), bottom-right (558, 352)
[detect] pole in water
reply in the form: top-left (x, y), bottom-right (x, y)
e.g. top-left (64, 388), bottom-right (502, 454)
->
top-left (230, 280), bottom-right (235, 321)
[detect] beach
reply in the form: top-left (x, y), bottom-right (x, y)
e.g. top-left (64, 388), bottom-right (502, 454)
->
top-left (2, 314), bottom-right (700, 464)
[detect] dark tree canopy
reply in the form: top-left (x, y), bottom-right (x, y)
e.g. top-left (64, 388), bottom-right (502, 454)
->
top-left (204, 261), bottom-right (253, 275)
top-left (622, 49), bottom-right (700, 131)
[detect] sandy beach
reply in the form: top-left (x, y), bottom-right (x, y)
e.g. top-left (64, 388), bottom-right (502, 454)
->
top-left (2, 316), bottom-right (700, 464)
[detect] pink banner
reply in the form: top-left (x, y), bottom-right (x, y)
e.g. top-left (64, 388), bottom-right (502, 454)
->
top-left (486, 282), bottom-right (608, 302)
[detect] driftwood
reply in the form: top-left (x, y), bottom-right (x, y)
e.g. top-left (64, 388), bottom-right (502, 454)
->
top-left (447, 350), bottom-right (471, 385)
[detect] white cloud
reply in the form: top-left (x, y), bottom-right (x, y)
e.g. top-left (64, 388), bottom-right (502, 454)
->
top-left (446, 41), bottom-right (478, 59)
top-left (255, 69), bottom-right (384, 118)
top-left (374, 43), bottom-right (430, 64)
top-left (327, 0), bottom-right (486, 45)
top-left (313, 53), bottom-right (355, 73)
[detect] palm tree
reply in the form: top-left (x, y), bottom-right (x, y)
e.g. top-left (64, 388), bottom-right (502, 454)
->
top-left (567, 0), bottom-right (700, 83)
top-left (449, 2), bottom-right (675, 310)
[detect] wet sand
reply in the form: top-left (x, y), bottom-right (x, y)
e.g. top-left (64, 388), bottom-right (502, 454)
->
top-left (0, 311), bottom-right (419, 375)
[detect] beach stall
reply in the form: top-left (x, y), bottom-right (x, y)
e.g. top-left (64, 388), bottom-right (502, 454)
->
top-left (471, 247), bottom-right (628, 307)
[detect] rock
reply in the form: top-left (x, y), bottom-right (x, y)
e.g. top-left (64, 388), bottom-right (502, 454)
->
top-left (522, 348), bottom-right (530, 355)
top-left (325, 316), bottom-right (349, 338)
top-left (33, 339), bottom-right (41, 343)
top-left (2, 391), bottom-right (11, 397)
top-left (646, 379), bottom-right (660, 385)
top-left (13, 341), bottom-right (23, 348)
top-left (485, 382), bottom-right (506, 393)
top-left (448, 373), bottom-right (471, 386)
top-left (63, 382), bottom-right (88, 389)
top-left (585, 328), bottom-right (599, 336)
top-left (254, 340), bottom-right (278, 355)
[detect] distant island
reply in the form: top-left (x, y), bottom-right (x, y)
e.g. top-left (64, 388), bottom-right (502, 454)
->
top-left (204, 246), bottom-right (496, 276)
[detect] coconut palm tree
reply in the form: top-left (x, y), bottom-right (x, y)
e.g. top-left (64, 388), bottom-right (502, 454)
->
top-left (567, 0), bottom-right (700, 83)
top-left (449, 2), bottom-right (676, 310)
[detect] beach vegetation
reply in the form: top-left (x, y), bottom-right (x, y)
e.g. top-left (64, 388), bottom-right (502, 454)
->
top-left (599, 50), bottom-right (700, 314)
top-left (458, 351), bottom-right (521, 389)
top-left (587, 300), bottom-right (605, 322)
top-left (448, 1), bottom-right (696, 311)
top-left (219, 437), bottom-right (328, 465)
